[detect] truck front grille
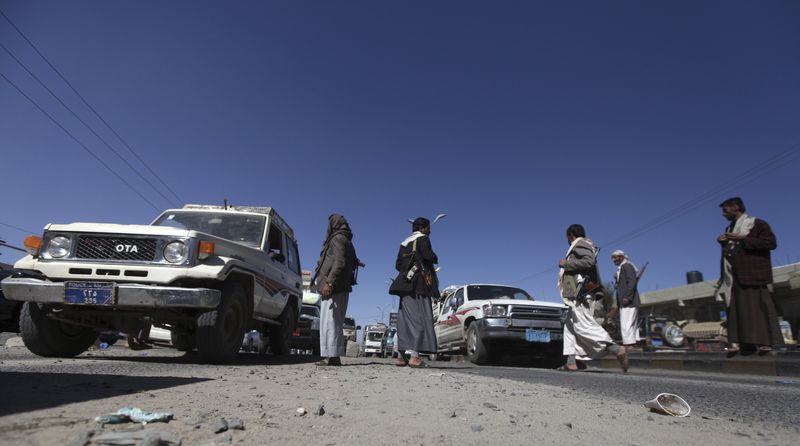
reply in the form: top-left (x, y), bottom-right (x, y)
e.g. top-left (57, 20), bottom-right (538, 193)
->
top-left (509, 306), bottom-right (563, 320)
top-left (75, 236), bottom-right (158, 262)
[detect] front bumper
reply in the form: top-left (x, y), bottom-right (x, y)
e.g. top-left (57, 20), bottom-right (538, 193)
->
top-left (476, 318), bottom-right (563, 343)
top-left (1, 277), bottom-right (220, 309)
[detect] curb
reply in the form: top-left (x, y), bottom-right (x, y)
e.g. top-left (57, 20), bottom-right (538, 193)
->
top-left (593, 351), bottom-right (800, 377)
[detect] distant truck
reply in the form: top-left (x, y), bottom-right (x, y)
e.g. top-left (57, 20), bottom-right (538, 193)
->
top-left (343, 316), bottom-right (358, 346)
top-left (363, 323), bottom-right (387, 357)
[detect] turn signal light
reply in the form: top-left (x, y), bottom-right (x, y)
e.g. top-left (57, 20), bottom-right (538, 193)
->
top-left (198, 240), bottom-right (215, 260)
top-left (24, 235), bottom-right (43, 255)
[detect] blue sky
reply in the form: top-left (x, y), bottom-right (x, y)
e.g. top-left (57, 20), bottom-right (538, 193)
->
top-left (1, 1), bottom-right (798, 326)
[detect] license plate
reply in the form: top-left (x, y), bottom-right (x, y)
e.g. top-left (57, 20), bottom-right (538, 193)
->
top-left (64, 282), bottom-right (115, 305)
top-left (525, 329), bottom-right (551, 343)
top-left (651, 338), bottom-right (664, 347)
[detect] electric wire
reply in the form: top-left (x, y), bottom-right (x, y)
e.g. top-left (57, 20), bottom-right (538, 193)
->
top-left (0, 71), bottom-right (162, 212)
top-left (0, 42), bottom-right (179, 208)
top-left (0, 7), bottom-right (185, 206)
top-left (510, 147), bottom-right (800, 285)
top-left (0, 221), bottom-right (38, 235)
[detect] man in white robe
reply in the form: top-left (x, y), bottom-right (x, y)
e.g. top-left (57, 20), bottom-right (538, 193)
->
top-left (558, 224), bottom-right (628, 372)
top-left (612, 250), bottom-right (643, 347)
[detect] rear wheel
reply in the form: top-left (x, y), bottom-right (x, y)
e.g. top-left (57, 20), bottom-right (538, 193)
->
top-left (196, 282), bottom-right (248, 363)
top-left (19, 302), bottom-right (97, 357)
top-left (268, 304), bottom-right (296, 356)
top-left (170, 331), bottom-right (196, 352)
top-left (466, 323), bottom-right (490, 365)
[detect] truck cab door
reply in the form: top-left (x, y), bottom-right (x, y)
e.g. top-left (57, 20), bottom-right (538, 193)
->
top-left (255, 222), bottom-right (289, 318)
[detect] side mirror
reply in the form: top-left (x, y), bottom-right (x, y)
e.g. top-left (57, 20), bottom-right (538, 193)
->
top-left (356, 325), bottom-right (362, 330)
top-left (270, 252), bottom-right (285, 263)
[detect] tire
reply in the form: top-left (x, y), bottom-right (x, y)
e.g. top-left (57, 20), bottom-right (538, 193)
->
top-left (196, 282), bottom-right (248, 363)
top-left (171, 331), bottom-right (196, 352)
top-left (19, 302), bottom-right (97, 357)
top-left (466, 323), bottom-right (490, 365)
top-left (268, 304), bottom-right (296, 356)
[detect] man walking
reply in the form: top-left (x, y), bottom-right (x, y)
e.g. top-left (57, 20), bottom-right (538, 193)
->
top-left (312, 214), bottom-right (358, 366)
top-left (716, 197), bottom-right (780, 353)
top-left (611, 250), bottom-right (642, 347)
top-left (558, 224), bottom-right (627, 372)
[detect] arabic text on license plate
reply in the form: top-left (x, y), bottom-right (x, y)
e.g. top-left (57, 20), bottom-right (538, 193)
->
top-left (64, 282), bottom-right (115, 305)
top-left (525, 329), bottom-right (551, 343)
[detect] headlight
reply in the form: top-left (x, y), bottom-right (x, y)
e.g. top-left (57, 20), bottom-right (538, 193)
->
top-left (664, 324), bottom-right (685, 347)
top-left (482, 304), bottom-right (508, 317)
top-left (46, 235), bottom-right (71, 258)
top-left (163, 241), bottom-right (188, 263)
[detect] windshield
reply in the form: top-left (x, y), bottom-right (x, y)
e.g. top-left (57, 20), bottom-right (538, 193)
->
top-left (300, 306), bottom-right (319, 318)
top-left (467, 285), bottom-right (532, 301)
top-left (153, 211), bottom-right (265, 248)
top-left (367, 332), bottom-right (384, 342)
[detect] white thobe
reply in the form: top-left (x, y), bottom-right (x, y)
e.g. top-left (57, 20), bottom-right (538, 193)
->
top-left (563, 298), bottom-right (615, 359)
top-left (620, 306), bottom-right (642, 345)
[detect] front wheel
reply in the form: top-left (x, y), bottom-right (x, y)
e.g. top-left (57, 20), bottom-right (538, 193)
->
top-left (19, 302), bottom-right (97, 357)
top-left (466, 323), bottom-right (490, 365)
top-left (196, 282), bottom-right (248, 363)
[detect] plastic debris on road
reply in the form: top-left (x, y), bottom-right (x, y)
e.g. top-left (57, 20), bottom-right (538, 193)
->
top-left (95, 407), bottom-right (174, 425)
top-left (643, 393), bottom-right (691, 417)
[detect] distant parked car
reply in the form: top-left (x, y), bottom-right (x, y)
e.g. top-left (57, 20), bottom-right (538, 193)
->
top-left (289, 304), bottom-right (321, 355)
top-left (434, 284), bottom-right (567, 365)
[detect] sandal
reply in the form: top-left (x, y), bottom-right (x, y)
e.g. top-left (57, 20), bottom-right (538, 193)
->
top-left (556, 365), bottom-right (579, 372)
top-left (408, 358), bottom-right (428, 368)
top-left (395, 358), bottom-right (408, 367)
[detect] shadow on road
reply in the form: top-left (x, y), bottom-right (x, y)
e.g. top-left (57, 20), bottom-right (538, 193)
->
top-left (0, 372), bottom-right (211, 417)
top-left (71, 350), bottom-right (322, 366)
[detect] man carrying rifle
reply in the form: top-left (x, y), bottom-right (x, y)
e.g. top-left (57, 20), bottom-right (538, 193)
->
top-left (612, 250), bottom-right (643, 348)
top-left (557, 224), bottom-right (628, 372)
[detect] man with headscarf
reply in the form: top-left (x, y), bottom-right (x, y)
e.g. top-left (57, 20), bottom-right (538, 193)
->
top-left (558, 224), bottom-right (628, 372)
top-left (716, 197), bottom-right (780, 353)
top-left (394, 217), bottom-right (439, 367)
top-left (312, 214), bottom-right (358, 366)
top-left (611, 250), bottom-right (642, 347)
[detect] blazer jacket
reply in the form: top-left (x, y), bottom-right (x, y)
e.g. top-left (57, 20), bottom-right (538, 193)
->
top-left (395, 235), bottom-right (439, 298)
top-left (720, 218), bottom-right (777, 286)
top-left (615, 262), bottom-right (640, 308)
top-left (316, 233), bottom-right (357, 294)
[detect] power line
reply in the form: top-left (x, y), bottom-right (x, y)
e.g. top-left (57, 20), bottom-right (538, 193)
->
top-left (510, 146), bottom-right (800, 285)
top-left (0, 221), bottom-right (38, 235)
top-left (0, 42), bottom-right (179, 208)
top-left (0, 7), bottom-right (185, 206)
top-left (601, 149), bottom-right (800, 249)
top-left (0, 71), bottom-right (162, 212)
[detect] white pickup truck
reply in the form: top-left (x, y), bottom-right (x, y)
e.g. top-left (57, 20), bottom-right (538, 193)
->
top-left (1, 204), bottom-right (302, 363)
top-left (434, 284), bottom-right (567, 365)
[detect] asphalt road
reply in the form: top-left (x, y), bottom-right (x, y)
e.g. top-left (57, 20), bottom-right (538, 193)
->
top-left (448, 361), bottom-right (800, 430)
